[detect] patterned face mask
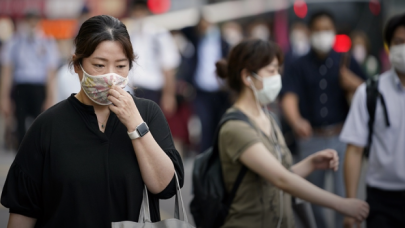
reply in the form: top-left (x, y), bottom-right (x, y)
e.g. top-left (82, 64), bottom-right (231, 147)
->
top-left (80, 65), bottom-right (128, 105)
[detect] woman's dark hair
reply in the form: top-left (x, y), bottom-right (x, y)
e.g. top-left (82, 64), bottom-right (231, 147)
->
top-left (308, 10), bottom-right (335, 30)
top-left (384, 13), bottom-right (405, 46)
top-left (71, 15), bottom-right (135, 69)
top-left (216, 39), bottom-right (283, 94)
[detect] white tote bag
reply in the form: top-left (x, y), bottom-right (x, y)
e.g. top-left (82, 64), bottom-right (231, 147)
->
top-left (112, 172), bottom-right (194, 228)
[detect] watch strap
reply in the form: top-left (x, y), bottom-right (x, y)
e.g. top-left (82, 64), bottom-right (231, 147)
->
top-left (128, 128), bottom-right (141, 140)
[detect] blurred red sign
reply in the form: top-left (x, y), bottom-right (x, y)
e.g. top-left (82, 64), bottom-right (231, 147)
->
top-left (147, 0), bottom-right (171, 14)
top-left (294, 0), bottom-right (307, 19)
top-left (333, 34), bottom-right (352, 53)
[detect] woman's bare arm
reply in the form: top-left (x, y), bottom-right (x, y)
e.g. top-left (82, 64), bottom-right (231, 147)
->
top-left (239, 143), bottom-right (369, 222)
top-left (7, 213), bottom-right (36, 228)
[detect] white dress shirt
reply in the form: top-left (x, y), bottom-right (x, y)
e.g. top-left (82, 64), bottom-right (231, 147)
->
top-left (340, 69), bottom-right (405, 190)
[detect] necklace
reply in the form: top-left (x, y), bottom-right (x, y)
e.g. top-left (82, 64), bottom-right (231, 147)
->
top-left (76, 93), bottom-right (109, 130)
top-left (96, 111), bottom-right (110, 131)
top-left (97, 116), bottom-right (109, 130)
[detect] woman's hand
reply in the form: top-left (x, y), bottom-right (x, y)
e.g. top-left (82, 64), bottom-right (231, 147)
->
top-left (311, 149), bottom-right (339, 171)
top-left (337, 198), bottom-right (369, 224)
top-left (108, 86), bottom-right (143, 132)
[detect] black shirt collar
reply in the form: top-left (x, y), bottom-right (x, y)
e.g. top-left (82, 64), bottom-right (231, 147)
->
top-left (68, 93), bottom-right (96, 113)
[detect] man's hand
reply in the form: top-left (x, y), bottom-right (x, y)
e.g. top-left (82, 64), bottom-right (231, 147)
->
top-left (292, 118), bottom-right (312, 139)
top-left (340, 66), bottom-right (363, 92)
top-left (344, 215), bottom-right (362, 228)
top-left (160, 94), bottom-right (177, 117)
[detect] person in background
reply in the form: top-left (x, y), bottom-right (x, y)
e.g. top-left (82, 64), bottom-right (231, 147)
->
top-left (341, 13), bottom-right (405, 228)
top-left (216, 39), bottom-right (369, 228)
top-left (56, 5), bottom-right (91, 103)
top-left (247, 20), bottom-right (271, 41)
top-left (128, 1), bottom-right (187, 154)
top-left (221, 21), bottom-right (244, 48)
top-left (129, 1), bottom-right (180, 113)
top-left (180, 15), bottom-right (230, 153)
top-left (350, 31), bottom-right (380, 78)
top-left (280, 11), bottom-right (366, 228)
top-left (0, 10), bottom-right (59, 147)
top-left (281, 21), bottom-right (310, 158)
top-left (284, 22), bottom-right (310, 68)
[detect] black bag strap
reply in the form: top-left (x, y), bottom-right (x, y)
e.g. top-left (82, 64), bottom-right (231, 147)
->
top-left (365, 77), bottom-right (390, 157)
top-left (212, 110), bottom-right (252, 207)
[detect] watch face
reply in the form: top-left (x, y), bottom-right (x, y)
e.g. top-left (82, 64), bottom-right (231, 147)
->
top-left (137, 123), bottom-right (149, 137)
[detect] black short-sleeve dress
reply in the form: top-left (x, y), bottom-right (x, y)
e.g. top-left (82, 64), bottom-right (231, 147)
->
top-left (0, 94), bottom-right (184, 228)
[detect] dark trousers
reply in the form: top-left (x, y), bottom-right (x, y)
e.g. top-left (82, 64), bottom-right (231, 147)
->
top-left (366, 186), bottom-right (405, 228)
top-left (13, 84), bottom-right (46, 145)
top-left (194, 90), bottom-right (230, 153)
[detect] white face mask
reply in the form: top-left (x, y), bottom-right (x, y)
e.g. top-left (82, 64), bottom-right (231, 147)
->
top-left (311, 31), bottom-right (335, 53)
top-left (290, 30), bottom-right (310, 56)
top-left (352, 45), bottom-right (367, 63)
top-left (251, 25), bottom-right (270, 41)
top-left (80, 65), bottom-right (128, 105)
top-left (389, 44), bottom-right (405, 73)
top-left (223, 28), bottom-right (243, 47)
top-left (249, 73), bottom-right (282, 106)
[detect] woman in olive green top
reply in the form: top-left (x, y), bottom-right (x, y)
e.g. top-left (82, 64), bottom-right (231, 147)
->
top-left (215, 39), bottom-right (369, 228)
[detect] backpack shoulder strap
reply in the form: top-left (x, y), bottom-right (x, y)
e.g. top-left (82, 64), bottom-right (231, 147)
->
top-left (365, 77), bottom-right (379, 157)
top-left (213, 110), bottom-right (253, 207)
top-left (365, 76), bottom-right (390, 157)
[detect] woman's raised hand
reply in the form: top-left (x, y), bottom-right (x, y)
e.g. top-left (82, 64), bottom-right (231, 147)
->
top-left (108, 86), bottom-right (142, 132)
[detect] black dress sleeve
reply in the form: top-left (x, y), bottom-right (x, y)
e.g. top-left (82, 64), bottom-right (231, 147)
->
top-left (137, 97), bottom-right (185, 199)
top-left (1, 115), bottom-right (46, 218)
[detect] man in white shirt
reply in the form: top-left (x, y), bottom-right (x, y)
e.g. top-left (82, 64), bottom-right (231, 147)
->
top-left (0, 11), bottom-right (59, 146)
top-left (340, 13), bottom-right (405, 228)
top-left (128, 1), bottom-right (180, 117)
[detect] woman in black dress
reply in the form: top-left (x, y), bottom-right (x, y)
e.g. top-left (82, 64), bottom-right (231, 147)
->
top-left (1, 15), bottom-right (184, 228)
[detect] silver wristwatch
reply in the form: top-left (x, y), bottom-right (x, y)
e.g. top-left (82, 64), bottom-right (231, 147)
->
top-left (127, 122), bottom-right (149, 140)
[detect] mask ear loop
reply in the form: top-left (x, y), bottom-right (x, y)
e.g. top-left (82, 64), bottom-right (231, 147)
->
top-left (249, 73), bottom-right (272, 117)
top-left (78, 64), bottom-right (87, 83)
top-left (247, 75), bottom-right (264, 110)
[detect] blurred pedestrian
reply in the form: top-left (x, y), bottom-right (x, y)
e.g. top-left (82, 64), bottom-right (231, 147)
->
top-left (216, 39), bottom-right (368, 228)
top-left (0, 10), bottom-right (59, 146)
top-left (56, 5), bottom-right (91, 103)
top-left (281, 21), bottom-right (310, 158)
top-left (180, 15), bottom-right (230, 153)
top-left (284, 22), bottom-right (310, 67)
top-left (222, 21), bottom-right (244, 48)
top-left (280, 10), bottom-right (367, 228)
top-left (341, 13), bottom-right (405, 228)
top-left (128, 1), bottom-right (187, 155)
top-left (350, 30), bottom-right (380, 78)
top-left (247, 20), bottom-right (271, 41)
top-left (1, 15), bottom-right (183, 227)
